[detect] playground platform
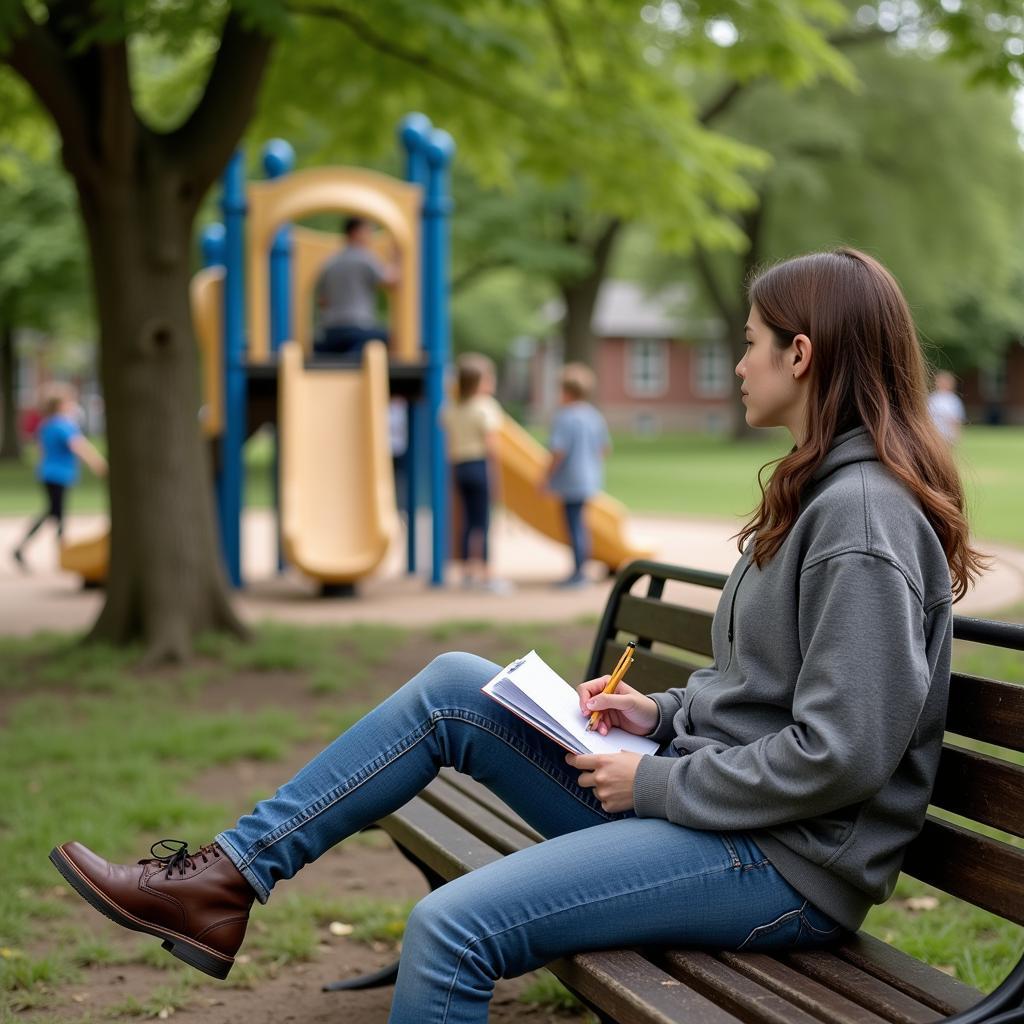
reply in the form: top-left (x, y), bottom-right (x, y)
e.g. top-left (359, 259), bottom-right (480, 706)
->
top-left (1, 510), bottom-right (1022, 637)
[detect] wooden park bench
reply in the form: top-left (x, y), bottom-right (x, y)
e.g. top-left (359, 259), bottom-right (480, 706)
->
top-left (327, 560), bottom-right (1024, 1024)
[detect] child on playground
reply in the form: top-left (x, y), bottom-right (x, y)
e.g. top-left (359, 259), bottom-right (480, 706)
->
top-left (12, 384), bottom-right (107, 571)
top-left (543, 362), bottom-right (611, 587)
top-left (51, 249), bottom-right (982, 1024)
top-left (441, 353), bottom-right (511, 593)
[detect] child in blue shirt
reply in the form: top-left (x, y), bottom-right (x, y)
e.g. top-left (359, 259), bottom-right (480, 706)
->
top-left (12, 385), bottom-right (107, 571)
top-left (543, 363), bottom-right (610, 587)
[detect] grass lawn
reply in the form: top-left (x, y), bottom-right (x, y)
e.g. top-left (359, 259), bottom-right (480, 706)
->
top-left (1, 623), bottom-right (1021, 1020)
top-left (3, 426), bottom-right (1021, 547)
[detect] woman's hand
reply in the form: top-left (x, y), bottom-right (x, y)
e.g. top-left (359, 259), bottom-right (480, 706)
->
top-left (576, 676), bottom-right (659, 736)
top-left (566, 751), bottom-right (644, 813)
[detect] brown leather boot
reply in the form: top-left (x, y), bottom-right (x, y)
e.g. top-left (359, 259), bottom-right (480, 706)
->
top-left (50, 839), bottom-right (255, 979)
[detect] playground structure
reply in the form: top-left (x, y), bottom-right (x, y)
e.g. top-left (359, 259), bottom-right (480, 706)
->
top-left (61, 114), bottom-right (651, 591)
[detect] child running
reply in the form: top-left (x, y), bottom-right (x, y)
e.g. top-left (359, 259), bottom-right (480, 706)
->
top-left (12, 384), bottom-right (107, 571)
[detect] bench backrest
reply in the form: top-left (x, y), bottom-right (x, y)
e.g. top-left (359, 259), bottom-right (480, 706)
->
top-left (587, 560), bottom-right (1024, 929)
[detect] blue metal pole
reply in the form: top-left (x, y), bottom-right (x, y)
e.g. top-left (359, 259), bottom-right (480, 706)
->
top-left (262, 139), bottom-right (295, 575)
top-left (399, 114), bottom-right (432, 577)
top-left (262, 140), bottom-right (295, 355)
top-left (424, 128), bottom-right (455, 587)
top-left (218, 150), bottom-right (247, 588)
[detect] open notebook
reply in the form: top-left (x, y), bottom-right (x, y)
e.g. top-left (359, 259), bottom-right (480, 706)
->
top-left (482, 650), bottom-right (658, 756)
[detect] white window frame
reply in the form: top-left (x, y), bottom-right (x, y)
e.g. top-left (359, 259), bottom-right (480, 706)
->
top-left (692, 340), bottom-right (731, 398)
top-left (626, 337), bottom-right (669, 398)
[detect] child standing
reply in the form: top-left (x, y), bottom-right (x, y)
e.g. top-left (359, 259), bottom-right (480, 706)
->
top-left (441, 354), bottom-right (511, 592)
top-left (544, 363), bottom-right (610, 587)
top-left (11, 384), bottom-right (107, 571)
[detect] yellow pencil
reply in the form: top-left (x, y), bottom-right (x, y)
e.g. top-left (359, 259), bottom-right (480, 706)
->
top-left (586, 641), bottom-right (637, 732)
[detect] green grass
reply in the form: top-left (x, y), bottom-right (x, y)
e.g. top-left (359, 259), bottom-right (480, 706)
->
top-left (5, 426), bottom-right (1022, 545)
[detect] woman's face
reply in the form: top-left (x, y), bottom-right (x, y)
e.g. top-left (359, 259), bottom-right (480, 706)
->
top-left (735, 305), bottom-right (805, 439)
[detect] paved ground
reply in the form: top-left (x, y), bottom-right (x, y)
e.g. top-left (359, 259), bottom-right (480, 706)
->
top-left (1, 508), bottom-right (1022, 637)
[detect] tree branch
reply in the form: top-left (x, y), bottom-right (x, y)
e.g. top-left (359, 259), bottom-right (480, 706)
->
top-left (540, 0), bottom-right (586, 91)
top-left (287, 2), bottom-right (529, 122)
top-left (98, 39), bottom-right (137, 177)
top-left (164, 10), bottom-right (275, 197)
top-left (693, 243), bottom-right (741, 327)
top-left (698, 26), bottom-right (890, 126)
top-left (2, 13), bottom-right (99, 184)
top-left (452, 257), bottom-right (515, 294)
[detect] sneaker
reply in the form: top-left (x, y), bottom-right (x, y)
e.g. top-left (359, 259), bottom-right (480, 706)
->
top-left (554, 574), bottom-right (588, 589)
top-left (480, 578), bottom-right (515, 595)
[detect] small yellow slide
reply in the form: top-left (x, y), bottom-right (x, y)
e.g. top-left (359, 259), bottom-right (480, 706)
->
top-left (278, 340), bottom-right (398, 586)
top-left (494, 415), bottom-right (653, 572)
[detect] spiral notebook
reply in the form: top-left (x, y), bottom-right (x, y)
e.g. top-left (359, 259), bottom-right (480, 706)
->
top-left (481, 650), bottom-right (658, 757)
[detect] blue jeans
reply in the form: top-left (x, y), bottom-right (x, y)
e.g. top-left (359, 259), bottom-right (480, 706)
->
top-left (562, 500), bottom-right (588, 576)
top-left (216, 653), bottom-right (842, 1024)
top-left (315, 324), bottom-right (389, 356)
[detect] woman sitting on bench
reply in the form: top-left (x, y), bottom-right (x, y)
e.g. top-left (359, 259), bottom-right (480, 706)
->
top-left (51, 248), bottom-right (985, 1024)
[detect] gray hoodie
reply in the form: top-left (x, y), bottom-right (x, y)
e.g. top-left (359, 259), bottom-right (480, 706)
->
top-left (632, 427), bottom-right (953, 931)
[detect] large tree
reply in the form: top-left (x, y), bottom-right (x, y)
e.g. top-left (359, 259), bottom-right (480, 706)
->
top-left (1, 2), bottom-right (1020, 658)
top-left (683, 40), bottom-right (1024, 434)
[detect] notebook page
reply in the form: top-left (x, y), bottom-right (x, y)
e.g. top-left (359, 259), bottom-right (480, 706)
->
top-left (491, 651), bottom-right (657, 756)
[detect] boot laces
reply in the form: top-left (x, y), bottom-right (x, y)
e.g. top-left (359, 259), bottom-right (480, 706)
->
top-left (144, 839), bottom-right (221, 879)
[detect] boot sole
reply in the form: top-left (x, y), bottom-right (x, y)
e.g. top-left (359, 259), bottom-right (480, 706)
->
top-left (48, 846), bottom-right (234, 980)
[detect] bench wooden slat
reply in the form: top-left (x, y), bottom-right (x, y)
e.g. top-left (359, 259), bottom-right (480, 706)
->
top-left (420, 777), bottom-right (534, 855)
top-left (378, 798), bottom-right (502, 880)
top-left (553, 949), bottom-right (744, 1024)
top-left (438, 769), bottom-right (545, 843)
top-left (946, 673), bottom-right (1024, 752)
top-left (784, 950), bottom-right (940, 1024)
top-left (598, 641), bottom-right (697, 695)
top-left (614, 595), bottom-right (716, 659)
top-left (901, 816), bottom-right (1024, 925)
top-left (931, 743), bottom-right (1024, 839)
top-left (719, 951), bottom-right (892, 1024)
top-left (664, 951), bottom-right (824, 1024)
top-left (835, 933), bottom-right (980, 1015)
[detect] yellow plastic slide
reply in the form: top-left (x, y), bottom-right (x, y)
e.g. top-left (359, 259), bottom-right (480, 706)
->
top-left (494, 415), bottom-right (653, 572)
top-left (278, 340), bottom-right (398, 585)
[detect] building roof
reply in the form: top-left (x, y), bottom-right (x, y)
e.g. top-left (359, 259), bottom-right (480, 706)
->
top-left (594, 280), bottom-right (692, 337)
top-left (545, 280), bottom-right (692, 339)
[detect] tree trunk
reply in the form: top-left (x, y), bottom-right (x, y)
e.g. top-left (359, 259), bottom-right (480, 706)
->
top-left (76, 164), bottom-right (244, 663)
top-left (694, 192), bottom-right (768, 440)
top-left (0, 321), bottom-right (21, 460)
top-left (558, 217), bottom-right (622, 367)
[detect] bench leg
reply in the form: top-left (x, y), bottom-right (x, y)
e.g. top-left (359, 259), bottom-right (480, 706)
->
top-left (322, 960), bottom-right (400, 992)
top-left (322, 829), bottom-right (446, 994)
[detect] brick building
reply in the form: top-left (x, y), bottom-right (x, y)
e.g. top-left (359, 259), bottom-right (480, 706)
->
top-left (523, 281), bottom-right (735, 434)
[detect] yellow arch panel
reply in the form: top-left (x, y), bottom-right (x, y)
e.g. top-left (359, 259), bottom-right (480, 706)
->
top-left (191, 265), bottom-right (225, 437)
top-left (247, 167), bottom-right (421, 363)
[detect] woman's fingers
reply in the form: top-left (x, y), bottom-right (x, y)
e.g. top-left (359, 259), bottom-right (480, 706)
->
top-left (577, 676), bottom-right (611, 714)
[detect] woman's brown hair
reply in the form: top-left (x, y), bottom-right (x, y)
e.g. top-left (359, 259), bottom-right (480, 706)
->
top-left (739, 247), bottom-right (985, 600)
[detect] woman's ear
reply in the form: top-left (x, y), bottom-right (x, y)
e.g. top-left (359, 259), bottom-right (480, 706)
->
top-left (791, 334), bottom-right (813, 379)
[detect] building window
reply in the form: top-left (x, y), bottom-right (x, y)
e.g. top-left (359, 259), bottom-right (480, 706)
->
top-left (693, 341), bottom-right (731, 397)
top-left (627, 338), bottom-right (668, 397)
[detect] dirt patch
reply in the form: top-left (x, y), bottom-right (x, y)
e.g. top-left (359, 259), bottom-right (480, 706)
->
top-left (15, 626), bottom-right (597, 1024)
